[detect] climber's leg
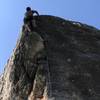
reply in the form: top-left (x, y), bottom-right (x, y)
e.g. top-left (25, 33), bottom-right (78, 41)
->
top-left (23, 17), bottom-right (32, 32)
top-left (25, 24), bottom-right (31, 32)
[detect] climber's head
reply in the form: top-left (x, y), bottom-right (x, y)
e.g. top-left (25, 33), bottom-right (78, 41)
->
top-left (26, 7), bottom-right (31, 11)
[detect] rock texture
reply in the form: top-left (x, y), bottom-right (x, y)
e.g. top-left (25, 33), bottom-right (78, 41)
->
top-left (0, 15), bottom-right (100, 100)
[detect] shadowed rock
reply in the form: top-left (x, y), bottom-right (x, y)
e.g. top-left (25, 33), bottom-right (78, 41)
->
top-left (0, 15), bottom-right (100, 100)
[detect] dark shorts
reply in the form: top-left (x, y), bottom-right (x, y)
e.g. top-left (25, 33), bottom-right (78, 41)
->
top-left (24, 16), bottom-right (33, 24)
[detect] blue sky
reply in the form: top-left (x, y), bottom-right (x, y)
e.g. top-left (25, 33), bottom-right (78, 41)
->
top-left (0, 0), bottom-right (100, 74)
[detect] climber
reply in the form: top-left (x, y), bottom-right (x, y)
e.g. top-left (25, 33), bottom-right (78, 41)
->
top-left (23, 7), bottom-right (39, 32)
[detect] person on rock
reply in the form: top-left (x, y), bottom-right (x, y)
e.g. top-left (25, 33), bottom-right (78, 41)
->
top-left (23, 7), bottom-right (39, 32)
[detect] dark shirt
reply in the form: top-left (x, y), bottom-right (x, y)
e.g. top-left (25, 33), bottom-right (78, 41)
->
top-left (25, 10), bottom-right (39, 18)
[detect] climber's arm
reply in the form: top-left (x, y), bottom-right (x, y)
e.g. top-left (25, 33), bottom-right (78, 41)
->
top-left (32, 10), bottom-right (39, 16)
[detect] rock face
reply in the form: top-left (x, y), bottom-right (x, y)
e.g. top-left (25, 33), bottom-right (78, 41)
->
top-left (0, 15), bottom-right (100, 100)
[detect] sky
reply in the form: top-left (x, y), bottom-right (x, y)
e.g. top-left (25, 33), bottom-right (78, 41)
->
top-left (0, 0), bottom-right (100, 74)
